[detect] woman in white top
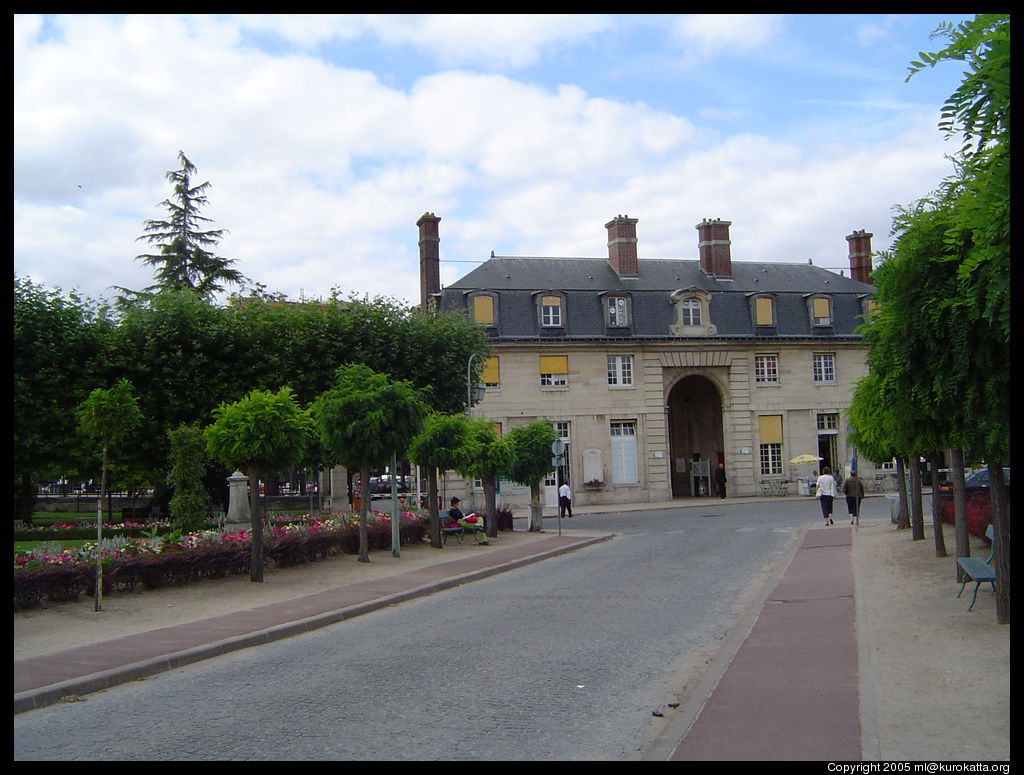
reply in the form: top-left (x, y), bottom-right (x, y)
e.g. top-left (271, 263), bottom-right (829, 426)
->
top-left (816, 466), bottom-right (839, 525)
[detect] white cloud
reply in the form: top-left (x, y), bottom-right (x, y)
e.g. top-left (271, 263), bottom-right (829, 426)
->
top-left (674, 13), bottom-right (787, 58)
top-left (14, 14), bottom-right (965, 307)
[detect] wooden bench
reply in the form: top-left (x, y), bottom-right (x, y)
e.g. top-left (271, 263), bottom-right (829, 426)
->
top-left (957, 524), bottom-right (997, 612)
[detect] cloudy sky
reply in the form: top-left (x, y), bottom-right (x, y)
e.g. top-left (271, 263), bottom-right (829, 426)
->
top-left (14, 13), bottom-right (973, 306)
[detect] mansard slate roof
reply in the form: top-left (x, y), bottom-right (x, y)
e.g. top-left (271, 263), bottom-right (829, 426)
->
top-left (438, 256), bottom-right (876, 341)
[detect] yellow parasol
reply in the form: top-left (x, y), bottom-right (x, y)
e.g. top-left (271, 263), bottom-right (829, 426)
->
top-left (789, 454), bottom-right (822, 465)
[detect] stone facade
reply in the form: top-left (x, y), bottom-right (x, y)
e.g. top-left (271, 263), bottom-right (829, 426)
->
top-left (421, 213), bottom-right (878, 510)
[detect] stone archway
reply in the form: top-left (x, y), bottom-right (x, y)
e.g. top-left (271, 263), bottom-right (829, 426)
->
top-left (667, 374), bottom-right (724, 497)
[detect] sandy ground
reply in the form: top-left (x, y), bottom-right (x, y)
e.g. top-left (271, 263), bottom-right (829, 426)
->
top-left (13, 516), bottom-right (1011, 761)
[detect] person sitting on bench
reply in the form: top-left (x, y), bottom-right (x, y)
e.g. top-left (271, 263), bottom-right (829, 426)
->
top-left (447, 497), bottom-right (489, 545)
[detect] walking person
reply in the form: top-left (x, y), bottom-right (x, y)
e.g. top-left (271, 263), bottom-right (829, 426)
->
top-left (714, 462), bottom-right (727, 499)
top-left (816, 466), bottom-right (838, 525)
top-left (558, 482), bottom-right (573, 518)
top-left (841, 470), bottom-right (865, 525)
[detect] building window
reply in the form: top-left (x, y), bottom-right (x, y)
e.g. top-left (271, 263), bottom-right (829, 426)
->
top-left (481, 356), bottom-right (500, 387)
top-left (810, 296), bottom-right (832, 326)
top-left (813, 353), bottom-right (836, 383)
top-left (754, 296), bottom-right (775, 326)
top-left (606, 296), bottom-right (629, 327)
top-left (610, 421), bottom-right (638, 484)
top-left (754, 354), bottom-right (779, 384)
top-left (680, 298), bottom-right (702, 326)
top-left (471, 294), bottom-right (495, 326)
top-left (552, 421), bottom-right (570, 442)
top-left (606, 354), bottom-right (634, 387)
top-left (760, 444), bottom-right (783, 475)
top-left (540, 295), bottom-right (563, 327)
top-left (816, 412), bottom-right (839, 431)
top-left (539, 355), bottom-right (568, 388)
top-left (758, 414), bottom-right (783, 475)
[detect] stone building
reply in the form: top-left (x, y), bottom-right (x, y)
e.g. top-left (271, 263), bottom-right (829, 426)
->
top-left (420, 212), bottom-right (878, 510)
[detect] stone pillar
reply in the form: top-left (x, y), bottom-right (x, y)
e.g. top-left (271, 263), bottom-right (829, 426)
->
top-left (224, 471), bottom-right (251, 532)
top-left (325, 465), bottom-right (350, 513)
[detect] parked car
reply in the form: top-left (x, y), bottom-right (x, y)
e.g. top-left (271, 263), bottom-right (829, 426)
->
top-left (937, 466), bottom-right (1010, 539)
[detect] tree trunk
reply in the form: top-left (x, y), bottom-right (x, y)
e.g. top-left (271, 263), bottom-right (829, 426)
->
top-left (16, 471), bottom-right (37, 526)
top-left (909, 457), bottom-right (925, 540)
top-left (358, 465), bottom-right (370, 562)
top-left (929, 451), bottom-right (947, 557)
top-left (529, 480), bottom-right (544, 532)
top-left (895, 457), bottom-right (910, 529)
top-left (989, 463), bottom-right (1010, 625)
top-left (248, 466), bottom-right (264, 582)
top-left (949, 448), bottom-right (970, 580)
top-left (428, 466), bottom-right (441, 548)
top-left (95, 440), bottom-right (108, 612)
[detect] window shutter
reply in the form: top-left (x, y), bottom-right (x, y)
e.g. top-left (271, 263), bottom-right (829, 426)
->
top-left (759, 415), bottom-right (783, 444)
top-left (472, 296), bottom-right (494, 325)
top-left (755, 297), bottom-right (774, 325)
top-left (539, 355), bottom-right (568, 374)
top-left (481, 357), bottom-right (499, 385)
top-left (812, 297), bottom-right (830, 320)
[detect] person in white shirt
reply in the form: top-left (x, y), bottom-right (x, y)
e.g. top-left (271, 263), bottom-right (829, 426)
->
top-left (558, 482), bottom-right (573, 518)
top-left (816, 466), bottom-right (839, 525)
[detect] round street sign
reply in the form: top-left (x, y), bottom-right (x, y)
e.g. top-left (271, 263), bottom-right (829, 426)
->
top-left (551, 439), bottom-right (566, 456)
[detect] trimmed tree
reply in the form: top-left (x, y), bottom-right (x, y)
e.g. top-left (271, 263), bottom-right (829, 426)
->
top-left (76, 379), bottom-right (143, 612)
top-left (312, 364), bottom-right (429, 562)
top-left (454, 418), bottom-right (514, 539)
top-left (204, 387), bottom-right (312, 582)
top-left (408, 413), bottom-right (474, 548)
top-left (505, 420), bottom-right (558, 533)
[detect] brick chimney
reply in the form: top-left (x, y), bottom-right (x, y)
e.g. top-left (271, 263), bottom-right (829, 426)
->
top-left (846, 229), bottom-right (873, 285)
top-left (696, 218), bottom-right (732, 278)
top-left (605, 215), bottom-right (639, 277)
top-left (417, 212), bottom-right (441, 309)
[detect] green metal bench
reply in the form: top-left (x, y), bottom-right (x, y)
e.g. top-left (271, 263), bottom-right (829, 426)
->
top-left (440, 516), bottom-right (464, 544)
top-left (957, 524), bottom-right (997, 612)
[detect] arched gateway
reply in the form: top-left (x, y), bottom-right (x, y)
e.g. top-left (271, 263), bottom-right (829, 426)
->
top-left (666, 374), bottom-right (724, 497)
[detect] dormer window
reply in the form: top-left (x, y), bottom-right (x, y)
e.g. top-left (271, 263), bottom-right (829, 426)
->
top-left (538, 294), bottom-right (564, 327)
top-left (752, 295), bottom-right (775, 327)
top-left (670, 288), bottom-right (716, 336)
top-left (469, 293), bottom-right (497, 326)
top-left (602, 293), bottom-right (631, 328)
top-left (809, 295), bottom-right (833, 326)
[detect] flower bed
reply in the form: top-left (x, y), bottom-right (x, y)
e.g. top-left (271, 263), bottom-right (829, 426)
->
top-left (13, 511), bottom-right (428, 611)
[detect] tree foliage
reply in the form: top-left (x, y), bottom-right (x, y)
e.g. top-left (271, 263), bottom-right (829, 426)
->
top-left (13, 277), bottom-right (119, 521)
top-left (76, 379), bottom-right (143, 611)
top-left (166, 423), bottom-right (211, 534)
top-left (204, 386), bottom-right (312, 581)
top-left (312, 364), bottom-right (429, 561)
top-left (408, 413), bottom-right (475, 548)
top-left (132, 151), bottom-right (246, 299)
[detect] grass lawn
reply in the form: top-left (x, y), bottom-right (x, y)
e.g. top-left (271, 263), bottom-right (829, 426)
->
top-left (15, 539), bottom-right (93, 554)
